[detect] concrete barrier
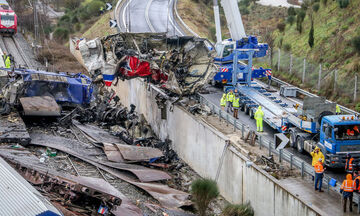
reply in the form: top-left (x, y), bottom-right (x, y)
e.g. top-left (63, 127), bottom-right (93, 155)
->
top-left (111, 78), bottom-right (322, 216)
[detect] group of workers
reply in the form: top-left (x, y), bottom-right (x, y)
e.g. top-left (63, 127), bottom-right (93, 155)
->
top-left (220, 90), bottom-right (264, 132)
top-left (311, 147), bottom-right (358, 213)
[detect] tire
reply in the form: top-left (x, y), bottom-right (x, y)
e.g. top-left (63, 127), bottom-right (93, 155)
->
top-left (245, 105), bottom-right (250, 115)
top-left (249, 108), bottom-right (254, 119)
top-left (296, 136), bottom-right (304, 153)
top-left (240, 103), bottom-right (245, 112)
top-left (289, 130), bottom-right (296, 148)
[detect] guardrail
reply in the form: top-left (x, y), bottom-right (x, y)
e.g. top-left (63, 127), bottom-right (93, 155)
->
top-left (114, 0), bottom-right (125, 32)
top-left (197, 93), bottom-right (360, 209)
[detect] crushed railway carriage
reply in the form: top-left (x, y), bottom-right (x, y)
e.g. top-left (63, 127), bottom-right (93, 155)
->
top-left (0, 0), bottom-right (17, 35)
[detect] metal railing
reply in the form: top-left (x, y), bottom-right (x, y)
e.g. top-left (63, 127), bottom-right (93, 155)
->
top-left (197, 93), bottom-right (360, 207)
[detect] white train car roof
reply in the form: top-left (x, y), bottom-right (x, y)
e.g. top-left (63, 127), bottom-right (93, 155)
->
top-left (0, 157), bottom-right (62, 216)
top-left (0, 0), bottom-right (8, 5)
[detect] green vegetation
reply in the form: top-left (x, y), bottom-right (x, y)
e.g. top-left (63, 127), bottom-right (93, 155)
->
top-left (222, 203), bottom-right (254, 216)
top-left (54, 0), bottom-right (117, 41)
top-left (191, 178), bottom-right (219, 216)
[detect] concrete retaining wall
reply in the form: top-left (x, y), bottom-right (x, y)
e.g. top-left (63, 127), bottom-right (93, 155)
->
top-left (111, 78), bottom-right (321, 216)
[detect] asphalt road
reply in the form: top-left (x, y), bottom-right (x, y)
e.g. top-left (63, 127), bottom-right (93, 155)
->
top-left (118, 0), bottom-right (185, 36)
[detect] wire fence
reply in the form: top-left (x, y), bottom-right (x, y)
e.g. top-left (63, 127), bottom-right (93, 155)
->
top-left (197, 93), bottom-right (360, 208)
top-left (255, 49), bottom-right (359, 104)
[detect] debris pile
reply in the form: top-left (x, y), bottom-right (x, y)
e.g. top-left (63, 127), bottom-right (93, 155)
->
top-left (77, 33), bottom-right (216, 95)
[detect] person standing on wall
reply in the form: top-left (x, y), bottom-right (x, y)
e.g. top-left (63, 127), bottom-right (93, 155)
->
top-left (340, 174), bottom-right (355, 213)
top-left (314, 158), bottom-right (325, 192)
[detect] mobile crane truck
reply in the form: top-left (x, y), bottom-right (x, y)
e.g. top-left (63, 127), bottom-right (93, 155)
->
top-left (212, 0), bottom-right (360, 168)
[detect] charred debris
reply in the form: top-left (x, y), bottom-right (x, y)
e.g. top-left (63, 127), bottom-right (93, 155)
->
top-left (0, 32), bottom-right (219, 215)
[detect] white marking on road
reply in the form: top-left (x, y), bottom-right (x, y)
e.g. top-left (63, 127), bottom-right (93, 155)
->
top-left (168, 0), bottom-right (183, 36)
top-left (145, 0), bottom-right (156, 32)
top-left (122, 0), bottom-right (134, 32)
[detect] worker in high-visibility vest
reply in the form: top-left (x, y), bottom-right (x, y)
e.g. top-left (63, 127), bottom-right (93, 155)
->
top-left (233, 96), bottom-right (240, 119)
top-left (353, 170), bottom-right (360, 192)
top-left (345, 153), bottom-right (355, 175)
top-left (220, 94), bottom-right (226, 111)
top-left (336, 104), bottom-right (341, 115)
top-left (254, 106), bottom-right (264, 132)
top-left (226, 90), bottom-right (235, 113)
top-left (4, 55), bottom-right (11, 69)
top-left (314, 158), bottom-right (325, 192)
top-left (340, 174), bottom-right (355, 213)
top-left (310, 146), bottom-right (324, 166)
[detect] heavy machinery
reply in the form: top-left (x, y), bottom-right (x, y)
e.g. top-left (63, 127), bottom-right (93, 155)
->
top-left (213, 0), bottom-right (360, 168)
top-left (212, 0), bottom-right (269, 85)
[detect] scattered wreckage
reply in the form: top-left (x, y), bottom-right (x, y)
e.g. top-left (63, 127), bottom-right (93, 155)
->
top-left (75, 32), bottom-right (216, 95)
top-left (0, 67), bottom-right (195, 215)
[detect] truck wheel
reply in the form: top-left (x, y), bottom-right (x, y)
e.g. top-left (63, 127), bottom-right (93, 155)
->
top-left (245, 105), bottom-right (250, 115)
top-left (289, 130), bottom-right (296, 148)
top-left (296, 136), bottom-right (304, 153)
top-left (249, 109), bottom-right (254, 119)
top-left (240, 103), bottom-right (245, 112)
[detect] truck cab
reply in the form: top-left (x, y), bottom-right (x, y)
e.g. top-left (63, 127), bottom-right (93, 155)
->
top-left (319, 115), bottom-right (360, 168)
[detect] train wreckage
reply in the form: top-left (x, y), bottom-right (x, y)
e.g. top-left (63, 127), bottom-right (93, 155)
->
top-left (0, 32), bottom-right (218, 215)
top-left (75, 32), bottom-right (216, 95)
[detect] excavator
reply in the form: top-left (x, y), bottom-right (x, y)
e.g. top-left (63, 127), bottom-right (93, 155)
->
top-left (212, 0), bottom-right (271, 86)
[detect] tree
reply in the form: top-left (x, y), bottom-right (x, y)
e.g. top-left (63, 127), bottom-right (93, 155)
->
top-left (64, 0), bottom-right (81, 10)
top-left (288, 7), bottom-right (296, 16)
top-left (287, 15), bottom-right (295, 25)
top-left (352, 36), bottom-right (360, 55)
top-left (277, 23), bottom-right (286, 32)
top-left (191, 178), bottom-right (219, 216)
top-left (338, 0), bottom-right (349, 8)
top-left (296, 10), bottom-right (306, 33)
top-left (222, 203), bottom-right (254, 216)
top-left (308, 20), bottom-right (314, 48)
top-left (312, 3), bottom-right (320, 12)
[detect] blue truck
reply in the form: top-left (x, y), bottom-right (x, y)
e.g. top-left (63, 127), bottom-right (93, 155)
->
top-left (224, 48), bottom-right (360, 168)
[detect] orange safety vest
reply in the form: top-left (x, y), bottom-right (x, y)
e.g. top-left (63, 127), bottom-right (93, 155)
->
top-left (341, 180), bottom-right (354, 192)
top-left (353, 176), bottom-right (360, 191)
top-left (346, 158), bottom-right (354, 171)
top-left (314, 162), bottom-right (324, 174)
top-left (347, 129), bottom-right (355, 136)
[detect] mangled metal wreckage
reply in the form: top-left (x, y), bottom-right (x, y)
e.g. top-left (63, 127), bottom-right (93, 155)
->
top-left (78, 32), bottom-right (216, 95)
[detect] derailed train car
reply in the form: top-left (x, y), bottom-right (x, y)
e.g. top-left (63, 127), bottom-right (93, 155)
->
top-left (78, 33), bottom-right (216, 96)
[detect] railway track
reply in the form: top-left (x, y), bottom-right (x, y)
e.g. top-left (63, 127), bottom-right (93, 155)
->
top-left (0, 35), bottom-right (33, 69)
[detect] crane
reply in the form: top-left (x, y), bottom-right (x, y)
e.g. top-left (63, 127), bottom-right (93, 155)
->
top-left (212, 0), bottom-right (270, 86)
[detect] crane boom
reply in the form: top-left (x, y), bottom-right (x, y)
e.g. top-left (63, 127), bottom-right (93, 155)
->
top-left (220, 0), bottom-right (246, 40)
top-left (213, 0), bottom-right (222, 43)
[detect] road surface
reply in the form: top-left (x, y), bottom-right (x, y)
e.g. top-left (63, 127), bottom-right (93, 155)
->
top-left (118, 0), bottom-right (185, 36)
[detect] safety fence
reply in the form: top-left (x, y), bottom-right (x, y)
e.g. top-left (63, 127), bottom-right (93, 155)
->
top-left (255, 48), bottom-right (359, 104)
top-left (197, 93), bottom-right (360, 210)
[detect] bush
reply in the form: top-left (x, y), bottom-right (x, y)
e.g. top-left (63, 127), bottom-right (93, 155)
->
top-left (338, 0), bottom-right (349, 8)
top-left (64, 0), bottom-right (81, 10)
top-left (312, 3), bottom-right (320, 12)
top-left (191, 178), bottom-right (219, 216)
top-left (86, 0), bottom-right (105, 16)
top-left (321, 0), bottom-right (328, 5)
top-left (288, 7), bottom-right (296, 16)
top-left (356, 103), bottom-right (360, 112)
top-left (287, 15), bottom-right (295, 25)
top-left (283, 43), bottom-right (291, 52)
top-left (277, 22), bottom-right (286, 32)
top-left (351, 36), bottom-right (360, 55)
top-left (296, 10), bottom-right (306, 33)
top-left (222, 203), bottom-right (254, 216)
top-left (53, 27), bottom-right (69, 41)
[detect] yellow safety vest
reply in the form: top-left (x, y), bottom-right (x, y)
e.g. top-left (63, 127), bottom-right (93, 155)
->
top-left (336, 105), bottom-right (341, 113)
top-left (5, 56), bottom-right (11, 69)
top-left (233, 98), bottom-right (240, 108)
top-left (220, 96), bottom-right (226, 106)
top-left (254, 108), bottom-right (264, 120)
top-left (226, 92), bottom-right (234, 102)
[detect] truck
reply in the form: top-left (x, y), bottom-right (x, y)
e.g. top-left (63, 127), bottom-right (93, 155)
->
top-left (212, 0), bottom-right (360, 168)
